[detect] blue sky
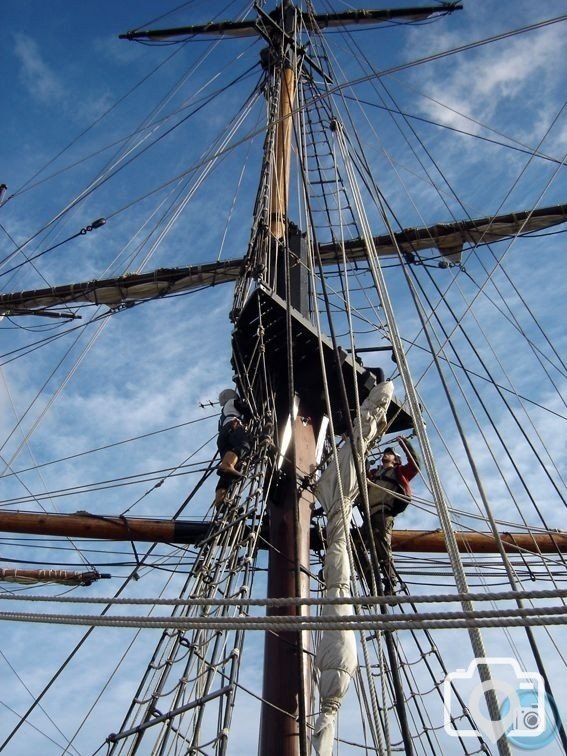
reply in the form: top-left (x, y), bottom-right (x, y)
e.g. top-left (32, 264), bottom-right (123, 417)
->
top-left (0, 1), bottom-right (566, 754)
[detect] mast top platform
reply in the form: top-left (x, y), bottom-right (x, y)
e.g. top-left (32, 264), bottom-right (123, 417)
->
top-left (232, 285), bottom-right (413, 434)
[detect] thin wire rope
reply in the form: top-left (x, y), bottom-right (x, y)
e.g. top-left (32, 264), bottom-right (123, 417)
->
top-left (330, 117), bottom-right (421, 756)
top-left (416, 409), bottom-right (566, 591)
top-left (20, 12), bottom-right (559, 263)
top-left (0, 316), bottom-right (110, 470)
top-left (298, 66), bottom-right (388, 749)
top-left (0, 538), bottom-right (171, 752)
top-left (0, 462), bottom-right (219, 509)
top-left (5, 67), bottom-right (260, 222)
top-left (453, 275), bottom-right (567, 488)
top-left (408, 286), bottom-right (567, 544)
top-left (305, 149), bottom-right (389, 756)
top-left (1, 50), bottom-right (260, 278)
top-left (426, 141), bottom-right (567, 375)
top-left (339, 30), bottom-right (567, 389)
top-left (332, 37), bottom-right (567, 389)
top-left (304, 50), bottom-right (524, 740)
top-left (330, 137), bottom-right (394, 755)
top-left (3, 7), bottom-right (564, 756)
top-left (423, 348), bottom-right (567, 737)
top-left (342, 92), bottom-right (564, 166)
top-left (300, 78), bottom-right (393, 752)
top-left (336, 75), bottom-right (567, 520)
top-left (100, 350), bottom-right (276, 752)
top-left (7, 31), bottom-right (191, 200)
top-left (0, 698), bottom-right (78, 754)
top-left (334, 122), bottom-right (513, 756)
top-left (63, 540), bottom-right (194, 754)
top-left (5, 11), bottom-right (564, 283)
top-left (461, 266), bottom-right (567, 385)
top-left (407, 250), bottom-right (567, 514)
top-left (102, 457), bottom-right (267, 752)
top-left (403, 337), bottom-right (566, 421)
top-left (0, 649), bottom-right (83, 756)
top-left (396, 74), bottom-right (565, 165)
top-left (413, 287), bottom-right (566, 533)
top-left (346, 115), bottom-right (567, 404)
top-left (0, 371), bottom-right (93, 571)
top-left (0, 412), bottom-right (216, 480)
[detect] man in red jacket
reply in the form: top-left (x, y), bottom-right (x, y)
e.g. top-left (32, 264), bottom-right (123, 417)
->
top-left (363, 436), bottom-right (420, 593)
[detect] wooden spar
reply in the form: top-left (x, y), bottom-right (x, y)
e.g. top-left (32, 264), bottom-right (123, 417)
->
top-left (0, 511), bottom-right (204, 543)
top-left (1, 511), bottom-right (566, 553)
top-left (0, 205), bottom-right (565, 315)
top-left (118, 6), bottom-right (463, 41)
top-left (391, 529), bottom-right (567, 554)
top-left (0, 567), bottom-right (109, 586)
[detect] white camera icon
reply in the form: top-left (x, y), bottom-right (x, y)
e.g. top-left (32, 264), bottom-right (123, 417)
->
top-left (443, 657), bottom-right (546, 743)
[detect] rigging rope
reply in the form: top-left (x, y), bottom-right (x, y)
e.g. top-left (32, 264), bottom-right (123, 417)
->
top-left (2, 605), bottom-right (565, 631)
top-left (333, 120), bottom-right (515, 756)
top-left (3, 586), bottom-right (564, 607)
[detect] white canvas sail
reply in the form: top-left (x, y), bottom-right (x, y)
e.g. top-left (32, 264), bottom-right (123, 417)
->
top-left (313, 381), bottom-right (393, 754)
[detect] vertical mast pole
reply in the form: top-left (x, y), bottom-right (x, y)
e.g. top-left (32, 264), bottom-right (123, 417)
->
top-left (270, 64), bottom-right (295, 240)
top-left (259, 4), bottom-right (315, 755)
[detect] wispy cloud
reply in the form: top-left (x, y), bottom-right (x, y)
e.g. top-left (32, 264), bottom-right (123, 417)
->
top-left (13, 33), bottom-right (65, 105)
top-left (411, 24), bottom-right (563, 132)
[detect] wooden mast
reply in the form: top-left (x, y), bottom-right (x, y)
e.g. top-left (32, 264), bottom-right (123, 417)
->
top-left (260, 5), bottom-right (314, 753)
top-left (270, 64), bottom-right (296, 241)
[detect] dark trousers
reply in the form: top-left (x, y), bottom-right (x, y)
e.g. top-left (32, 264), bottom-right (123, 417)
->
top-left (370, 508), bottom-right (396, 585)
top-left (353, 508), bottom-right (397, 589)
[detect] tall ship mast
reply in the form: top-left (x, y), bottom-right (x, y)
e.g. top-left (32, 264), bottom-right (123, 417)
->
top-left (0, 2), bottom-right (566, 755)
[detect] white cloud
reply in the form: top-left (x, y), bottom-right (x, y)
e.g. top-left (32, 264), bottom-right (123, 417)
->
top-left (13, 33), bottom-right (65, 105)
top-left (416, 24), bottom-right (563, 130)
top-left (398, 8), bottom-right (566, 194)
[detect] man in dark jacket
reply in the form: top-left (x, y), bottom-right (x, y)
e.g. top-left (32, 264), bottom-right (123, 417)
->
top-left (214, 388), bottom-right (251, 510)
top-left (362, 436), bottom-right (420, 592)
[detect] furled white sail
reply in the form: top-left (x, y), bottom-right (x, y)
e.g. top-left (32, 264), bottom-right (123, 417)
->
top-left (313, 381), bottom-right (394, 755)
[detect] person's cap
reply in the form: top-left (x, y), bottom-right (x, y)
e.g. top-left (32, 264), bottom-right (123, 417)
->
top-left (383, 447), bottom-right (401, 464)
top-left (218, 388), bottom-right (237, 405)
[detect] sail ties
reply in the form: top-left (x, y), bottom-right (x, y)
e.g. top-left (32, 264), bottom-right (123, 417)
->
top-left (313, 380), bottom-right (393, 756)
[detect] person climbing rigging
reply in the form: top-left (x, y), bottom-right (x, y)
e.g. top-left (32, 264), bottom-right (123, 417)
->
top-left (360, 436), bottom-right (420, 593)
top-left (214, 388), bottom-right (251, 510)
